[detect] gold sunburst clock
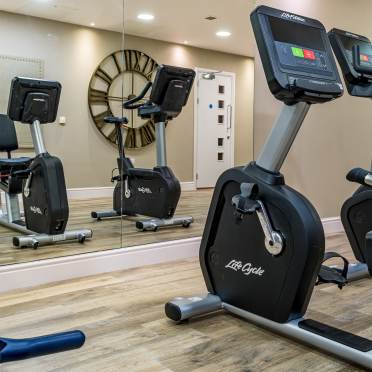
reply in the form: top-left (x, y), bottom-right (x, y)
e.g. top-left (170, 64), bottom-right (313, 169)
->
top-left (88, 49), bottom-right (159, 148)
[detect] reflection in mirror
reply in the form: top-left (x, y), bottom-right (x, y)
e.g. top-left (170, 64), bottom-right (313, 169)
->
top-left (113, 1), bottom-right (255, 250)
top-left (115, 1), bottom-right (254, 250)
top-left (0, 55), bottom-right (43, 148)
top-left (116, 64), bottom-right (196, 237)
top-left (0, 0), bottom-right (124, 265)
top-left (0, 0), bottom-right (255, 264)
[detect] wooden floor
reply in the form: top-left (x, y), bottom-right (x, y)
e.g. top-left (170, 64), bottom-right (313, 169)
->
top-left (0, 189), bottom-right (213, 266)
top-left (0, 233), bottom-right (370, 371)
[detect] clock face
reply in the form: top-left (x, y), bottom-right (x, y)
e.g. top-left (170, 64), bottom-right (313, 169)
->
top-left (88, 50), bottom-right (159, 148)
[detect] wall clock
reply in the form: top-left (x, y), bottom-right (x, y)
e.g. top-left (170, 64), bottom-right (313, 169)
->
top-left (88, 50), bottom-right (159, 148)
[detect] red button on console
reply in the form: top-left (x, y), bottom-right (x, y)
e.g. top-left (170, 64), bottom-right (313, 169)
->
top-left (304, 49), bottom-right (315, 60)
top-left (361, 54), bottom-right (369, 62)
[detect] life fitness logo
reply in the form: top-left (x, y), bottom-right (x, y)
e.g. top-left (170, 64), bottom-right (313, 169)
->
top-left (30, 206), bottom-right (43, 215)
top-left (280, 12), bottom-right (305, 23)
top-left (225, 259), bottom-right (265, 277)
top-left (138, 187), bottom-right (152, 194)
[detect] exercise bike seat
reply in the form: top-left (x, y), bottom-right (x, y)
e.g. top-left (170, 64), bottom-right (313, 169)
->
top-left (0, 157), bottom-right (32, 176)
top-left (0, 157), bottom-right (32, 168)
top-left (0, 157), bottom-right (32, 194)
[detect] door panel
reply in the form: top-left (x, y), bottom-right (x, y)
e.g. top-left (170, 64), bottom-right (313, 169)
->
top-left (196, 73), bottom-right (234, 188)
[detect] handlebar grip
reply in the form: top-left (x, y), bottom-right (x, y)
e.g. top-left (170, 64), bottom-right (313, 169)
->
top-left (104, 116), bottom-right (128, 125)
top-left (0, 330), bottom-right (85, 363)
top-left (346, 167), bottom-right (370, 185)
top-left (124, 81), bottom-right (152, 109)
top-left (12, 168), bottom-right (31, 178)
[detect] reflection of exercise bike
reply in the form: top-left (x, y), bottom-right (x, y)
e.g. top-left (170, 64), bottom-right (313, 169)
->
top-left (92, 65), bottom-right (195, 231)
top-left (0, 77), bottom-right (92, 248)
top-left (166, 6), bottom-right (372, 369)
top-left (315, 29), bottom-right (372, 286)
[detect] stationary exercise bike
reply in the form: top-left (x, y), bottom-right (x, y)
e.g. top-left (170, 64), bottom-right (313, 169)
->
top-left (0, 77), bottom-right (92, 248)
top-left (315, 29), bottom-right (372, 286)
top-left (92, 65), bottom-right (195, 231)
top-left (166, 6), bottom-right (372, 369)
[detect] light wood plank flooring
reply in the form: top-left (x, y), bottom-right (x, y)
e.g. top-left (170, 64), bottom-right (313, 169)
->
top-left (0, 233), bottom-right (369, 371)
top-left (0, 189), bottom-right (213, 266)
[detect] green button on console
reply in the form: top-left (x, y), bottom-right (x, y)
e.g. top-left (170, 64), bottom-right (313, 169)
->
top-left (291, 47), bottom-right (304, 58)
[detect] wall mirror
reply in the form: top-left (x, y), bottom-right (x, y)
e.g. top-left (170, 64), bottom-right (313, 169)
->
top-left (0, 0), bottom-right (255, 270)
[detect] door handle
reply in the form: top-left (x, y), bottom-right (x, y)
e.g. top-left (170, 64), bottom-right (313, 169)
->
top-left (227, 104), bottom-right (232, 139)
top-left (227, 104), bottom-right (232, 129)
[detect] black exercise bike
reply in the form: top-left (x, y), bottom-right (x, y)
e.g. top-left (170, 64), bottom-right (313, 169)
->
top-left (92, 65), bottom-right (195, 231)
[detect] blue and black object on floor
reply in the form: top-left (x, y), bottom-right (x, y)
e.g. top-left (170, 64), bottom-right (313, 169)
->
top-left (0, 330), bottom-right (85, 363)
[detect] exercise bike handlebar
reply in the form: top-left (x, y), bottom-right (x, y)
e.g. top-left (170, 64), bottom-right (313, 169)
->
top-left (0, 330), bottom-right (85, 363)
top-left (123, 81), bottom-right (152, 110)
top-left (346, 167), bottom-right (372, 187)
top-left (103, 116), bottom-right (128, 125)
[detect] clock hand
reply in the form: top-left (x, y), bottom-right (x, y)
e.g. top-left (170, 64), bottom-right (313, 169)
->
top-left (106, 95), bottom-right (125, 102)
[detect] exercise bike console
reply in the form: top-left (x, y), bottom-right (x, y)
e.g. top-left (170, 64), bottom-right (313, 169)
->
top-left (252, 6), bottom-right (342, 105)
top-left (329, 28), bottom-right (372, 96)
top-left (8, 78), bottom-right (61, 124)
top-left (352, 45), bottom-right (372, 76)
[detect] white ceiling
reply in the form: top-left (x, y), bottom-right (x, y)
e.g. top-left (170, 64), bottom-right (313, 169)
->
top-left (0, 0), bottom-right (256, 56)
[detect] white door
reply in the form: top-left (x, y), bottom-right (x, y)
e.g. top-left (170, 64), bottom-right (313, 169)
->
top-left (195, 71), bottom-right (235, 188)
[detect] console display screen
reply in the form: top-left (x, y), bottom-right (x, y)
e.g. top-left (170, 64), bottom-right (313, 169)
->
top-left (339, 34), bottom-right (372, 70)
top-left (268, 16), bottom-right (333, 75)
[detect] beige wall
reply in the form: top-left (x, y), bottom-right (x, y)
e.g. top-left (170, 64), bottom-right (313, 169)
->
top-left (255, 0), bottom-right (372, 218)
top-left (0, 11), bottom-right (122, 188)
top-left (0, 11), bottom-right (254, 187)
top-left (124, 35), bottom-right (254, 180)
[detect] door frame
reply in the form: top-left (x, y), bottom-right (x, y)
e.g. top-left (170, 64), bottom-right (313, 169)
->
top-left (193, 67), bottom-right (236, 188)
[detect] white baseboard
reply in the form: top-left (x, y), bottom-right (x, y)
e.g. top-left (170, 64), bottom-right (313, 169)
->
top-left (67, 186), bottom-right (114, 199)
top-left (0, 216), bottom-right (344, 294)
top-left (0, 237), bottom-right (201, 294)
top-left (67, 182), bottom-right (196, 199)
top-left (322, 217), bottom-right (344, 235)
top-left (180, 181), bottom-right (197, 191)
